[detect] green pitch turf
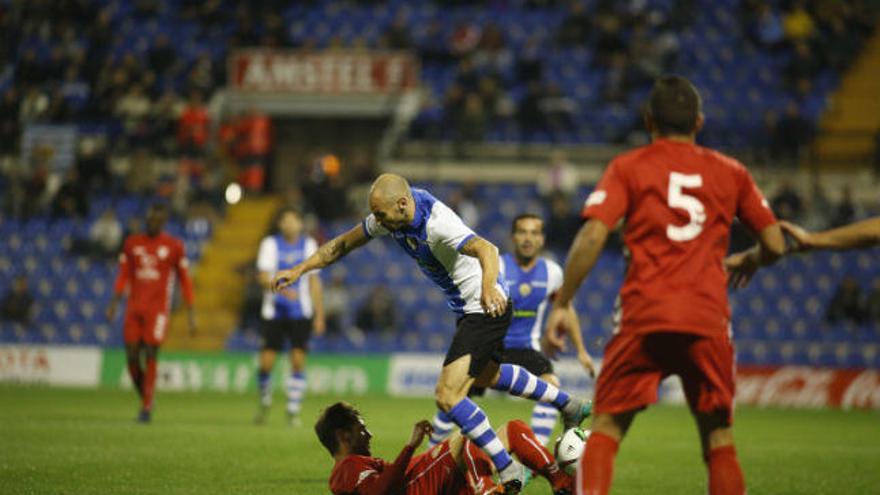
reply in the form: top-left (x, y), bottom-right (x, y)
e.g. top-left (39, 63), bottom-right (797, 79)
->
top-left (1, 386), bottom-right (878, 494)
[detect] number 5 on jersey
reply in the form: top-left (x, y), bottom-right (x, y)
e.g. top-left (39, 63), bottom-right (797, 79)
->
top-left (666, 172), bottom-right (706, 242)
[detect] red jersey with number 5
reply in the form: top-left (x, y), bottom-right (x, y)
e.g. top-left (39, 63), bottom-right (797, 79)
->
top-left (582, 139), bottom-right (776, 337)
top-left (113, 233), bottom-right (194, 314)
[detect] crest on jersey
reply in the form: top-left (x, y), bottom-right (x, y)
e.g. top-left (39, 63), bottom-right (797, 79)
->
top-left (405, 237), bottom-right (419, 251)
top-left (519, 282), bottom-right (532, 297)
top-left (157, 246), bottom-right (169, 259)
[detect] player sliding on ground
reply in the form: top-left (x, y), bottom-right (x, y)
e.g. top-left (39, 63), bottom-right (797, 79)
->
top-left (545, 75), bottom-right (785, 495)
top-left (106, 203), bottom-right (197, 423)
top-left (274, 174), bottom-right (592, 494)
top-left (316, 401), bottom-right (574, 495)
top-left (429, 213), bottom-right (596, 448)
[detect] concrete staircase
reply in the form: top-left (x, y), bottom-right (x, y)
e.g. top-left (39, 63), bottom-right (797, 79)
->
top-left (165, 196), bottom-right (279, 350)
top-left (814, 31), bottom-right (880, 167)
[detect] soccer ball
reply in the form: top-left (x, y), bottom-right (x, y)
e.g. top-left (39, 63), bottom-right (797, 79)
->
top-left (554, 427), bottom-right (589, 475)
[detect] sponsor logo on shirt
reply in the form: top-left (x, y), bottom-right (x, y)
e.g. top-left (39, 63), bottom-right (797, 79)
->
top-left (585, 190), bottom-right (607, 207)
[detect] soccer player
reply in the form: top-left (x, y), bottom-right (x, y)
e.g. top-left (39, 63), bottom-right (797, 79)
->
top-left (429, 213), bottom-right (595, 447)
top-left (254, 208), bottom-right (325, 426)
top-left (106, 203), bottom-right (196, 423)
top-left (544, 76), bottom-right (785, 495)
top-left (317, 401), bottom-right (573, 495)
top-left (274, 174), bottom-right (592, 493)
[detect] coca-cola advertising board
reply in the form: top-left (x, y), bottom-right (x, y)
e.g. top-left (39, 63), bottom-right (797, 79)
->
top-left (737, 366), bottom-right (880, 410)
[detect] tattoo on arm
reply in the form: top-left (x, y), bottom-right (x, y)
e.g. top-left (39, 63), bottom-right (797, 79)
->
top-left (317, 238), bottom-right (348, 266)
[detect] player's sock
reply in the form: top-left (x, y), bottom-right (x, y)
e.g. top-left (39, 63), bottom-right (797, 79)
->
top-left (447, 398), bottom-right (515, 475)
top-left (578, 431), bottom-right (618, 495)
top-left (463, 439), bottom-right (497, 494)
top-left (492, 364), bottom-right (571, 410)
top-left (707, 445), bottom-right (745, 495)
top-left (257, 369), bottom-right (272, 407)
top-left (530, 403), bottom-right (559, 445)
top-left (506, 420), bottom-right (569, 491)
top-left (126, 361), bottom-right (144, 397)
top-left (428, 410), bottom-right (455, 447)
top-left (142, 357), bottom-right (158, 412)
top-left (286, 371), bottom-right (306, 417)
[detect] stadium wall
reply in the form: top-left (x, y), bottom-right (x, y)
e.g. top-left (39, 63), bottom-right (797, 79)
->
top-left (1, 346), bottom-right (878, 410)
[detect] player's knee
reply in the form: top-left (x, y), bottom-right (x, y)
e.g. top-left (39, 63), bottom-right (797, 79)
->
top-left (706, 426), bottom-right (734, 451)
top-left (435, 386), bottom-right (461, 412)
top-left (591, 413), bottom-right (628, 441)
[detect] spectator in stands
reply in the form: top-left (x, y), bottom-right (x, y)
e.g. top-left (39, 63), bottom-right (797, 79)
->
top-left (1, 276), bottom-right (33, 326)
top-left (821, 16), bottom-right (861, 70)
top-left (454, 93), bottom-right (487, 157)
top-left (830, 185), bottom-right (857, 228)
top-left (236, 107), bottom-right (273, 193)
top-left (518, 81), bottom-right (546, 141)
top-left (516, 35), bottom-right (544, 83)
top-left (0, 89), bottom-right (20, 155)
top-left (867, 278), bottom-right (880, 324)
top-left (323, 273), bottom-right (351, 336)
top-left (541, 83), bottom-right (577, 138)
top-left (51, 168), bottom-right (88, 220)
top-left (602, 53), bottom-right (637, 104)
top-left (76, 137), bottom-right (111, 192)
top-left (355, 286), bottom-right (395, 335)
top-left (383, 13), bottom-right (413, 50)
top-left (72, 208), bottom-right (123, 259)
top-left (178, 90), bottom-right (211, 158)
top-left (545, 193), bottom-right (582, 255)
top-left (19, 86), bottom-right (49, 123)
top-left (417, 20), bottom-right (455, 65)
top-left (557, 2), bottom-right (592, 46)
top-left (473, 24), bottom-right (513, 78)
top-left (772, 102), bottom-right (813, 166)
top-left (115, 84), bottom-right (152, 147)
top-left (771, 180), bottom-right (804, 221)
top-left (782, 0), bottom-right (816, 44)
top-left (594, 14), bottom-right (627, 67)
top-left (785, 42), bottom-right (820, 91)
top-left (826, 276), bottom-right (865, 324)
top-left (538, 151), bottom-right (578, 200)
top-left (447, 186), bottom-right (479, 228)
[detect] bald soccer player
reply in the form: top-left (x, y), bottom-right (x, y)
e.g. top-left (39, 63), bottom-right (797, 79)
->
top-left (274, 174), bottom-right (592, 494)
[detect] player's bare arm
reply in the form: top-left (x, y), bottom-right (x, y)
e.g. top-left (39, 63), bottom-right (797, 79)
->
top-left (406, 420), bottom-right (434, 449)
top-left (724, 223), bottom-right (785, 289)
top-left (780, 217), bottom-right (880, 251)
top-left (545, 219), bottom-right (609, 340)
top-left (309, 273), bottom-right (326, 336)
top-left (459, 236), bottom-right (507, 317)
top-left (273, 225), bottom-right (369, 292)
top-left (565, 304), bottom-right (595, 377)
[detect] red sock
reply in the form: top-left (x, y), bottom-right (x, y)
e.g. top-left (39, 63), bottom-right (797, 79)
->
top-left (578, 431), bottom-right (618, 495)
top-left (506, 420), bottom-right (570, 491)
top-left (463, 439), bottom-right (496, 493)
top-left (142, 357), bottom-right (158, 412)
top-left (127, 361), bottom-right (143, 397)
top-left (707, 446), bottom-right (745, 495)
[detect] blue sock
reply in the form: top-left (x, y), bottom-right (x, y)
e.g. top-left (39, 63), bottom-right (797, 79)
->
top-left (258, 370), bottom-right (271, 406)
top-left (428, 410), bottom-right (455, 447)
top-left (446, 398), bottom-right (512, 472)
top-left (492, 364), bottom-right (570, 410)
top-left (287, 372), bottom-right (306, 416)
top-left (530, 403), bottom-right (559, 445)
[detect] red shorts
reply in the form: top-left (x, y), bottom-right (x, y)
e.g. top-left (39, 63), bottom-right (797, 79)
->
top-left (405, 440), bottom-right (466, 495)
top-left (594, 332), bottom-right (736, 424)
top-left (124, 310), bottom-right (170, 346)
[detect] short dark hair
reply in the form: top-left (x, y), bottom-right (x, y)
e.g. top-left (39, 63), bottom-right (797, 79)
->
top-left (147, 202), bottom-right (170, 215)
top-left (511, 213), bottom-right (544, 234)
top-left (646, 75), bottom-right (702, 136)
top-left (276, 207), bottom-right (302, 221)
top-left (314, 402), bottom-right (361, 455)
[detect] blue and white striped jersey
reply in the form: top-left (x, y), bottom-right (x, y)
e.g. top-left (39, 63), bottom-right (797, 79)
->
top-left (500, 253), bottom-right (564, 351)
top-left (362, 188), bottom-right (508, 315)
top-left (257, 234), bottom-right (318, 320)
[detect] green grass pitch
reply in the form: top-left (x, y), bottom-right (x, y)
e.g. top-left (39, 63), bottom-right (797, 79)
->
top-left (1, 385), bottom-right (878, 494)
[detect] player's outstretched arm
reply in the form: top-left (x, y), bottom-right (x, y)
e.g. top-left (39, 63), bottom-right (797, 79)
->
top-left (460, 236), bottom-right (507, 318)
top-left (354, 421), bottom-right (431, 495)
top-left (725, 223), bottom-right (785, 289)
top-left (272, 225), bottom-right (370, 292)
top-left (545, 220), bottom-right (609, 341)
top-left (781, 217), bottom-right (880, 251)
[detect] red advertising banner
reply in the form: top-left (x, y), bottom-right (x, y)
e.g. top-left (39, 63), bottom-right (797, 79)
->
top-left (229, 50), bottom-right (418, 94)
top-left (737, 366), bottom-right (880, 410)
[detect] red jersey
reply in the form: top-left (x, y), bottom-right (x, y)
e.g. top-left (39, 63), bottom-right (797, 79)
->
top-left (329, 444), bottom-right (466, 495)
top-left (582, 139), bottom-right (776, 337)
top-left (113, 232), bottom-right (194, 314)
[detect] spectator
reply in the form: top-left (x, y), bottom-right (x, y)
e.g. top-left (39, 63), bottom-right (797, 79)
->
top-left (770, 180), bottom-right (804, 221)
top-left (830, 185), bottom-right (856, 228)
top-left (115, 84), bottom-right (152, 146)
top-left (748, 1), bottom-right (786, 49)
top-left (355, 286), bottom-right (395, 334)
top-left (235, 107), bottom-right (273, 193)
top-left (785, 42), bottom-right (820, 91)
top-left (72, 208), bottom-right (123, 258)
top-left (516, 35), bottom-right (544, 83)
top-left (545, 193), bottom-right (582, 254)
top-left (0, 89), bottom-right (20, 155)
top-left (772, 102), bottom-right (813, 165)
top-left (383, 14), bottom-right (413, 50)
top-left (1, 276), bottom-right (33, 325)
top-left (178, 90), bottom-right (211, 157)
top-left (782, 0), bottom-right (816, 43)
top-left (76, 137), bottom-right (111, 192)
top-left (472, 24), bottom-right (513, 78)
top-left (447, 187), bottom-right (479, 228)
top-left (541, 83), bottom-right (577, 137)
top-left (454, 93), bottom-right (487, 157)
top-left (51, 168), bottom-right (89, 219)
top-left (602, 52), bottom-right (636, 104)
top-left (323, 273), bottom-right (351, 336)
top-left (538, 151), bottom-right (578, 199)
top-left (821, 17), bottom-right (860, 70)
top-left (867, 278), bottom-right (880, 324)
top-left (19, 87), bottom-right (49, 123)
top-left (518, 81), bottom-right (546, 141)
top-left (557, 2), bottom-right (592, 46)
top-left (148, 34), bottom-right (177, 76)
top-left (594, 14), bottom-right (627, 67)
top-left (417, 20), bottom-right (454, 65)
top-left (826, 276), bottom-right (865, 324)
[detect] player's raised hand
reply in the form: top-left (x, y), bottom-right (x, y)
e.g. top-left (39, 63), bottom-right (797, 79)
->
top-left (724, 250), bottom-right (759, 289)
top-left (406, 420), bottom-right (433, 449)
top-left (779, 221), bottom-right (813, 252)
top-left (272, 267), bottom-right (303, 293)
top-left (481, 286), bottom-right (508, 318)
